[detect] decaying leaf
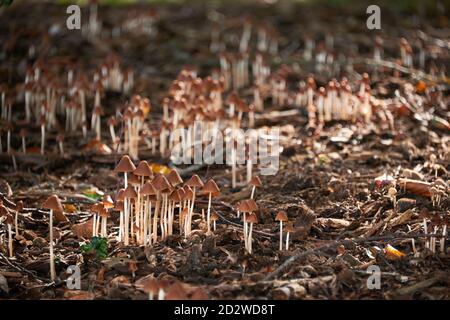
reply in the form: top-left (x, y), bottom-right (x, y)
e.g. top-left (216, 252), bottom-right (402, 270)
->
top-left (398, 179), bottom-right (431, 198)
top-left (384, 244), bottom-right (406, 260)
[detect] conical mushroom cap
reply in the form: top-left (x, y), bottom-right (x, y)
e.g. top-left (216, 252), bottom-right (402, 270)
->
top-left (116, 188), bottom-right (125, 201)
top-left (42, 195), bottom-right (64, 212)
top-left (185, 174), bottom-right (204, 188)
top-left (167, 169), bottom-right (183, 186)
top-left (0, 205), bottom-right (9, 217)
top-left (102, 195), bottom-right (114, 209)
top-left (247, 213), bottom-right (258, 224)
top-left (128, 173), bottom-right (141, 185)
top-left (133, 161), bottom-right (153, 177)
top-left (284, 224), bottom-right (295, 233)
top-left (140, 182), bottom-right (157, 196)
top-left (169, 189), bottom-right (182, 202)
top-left (99, 207), bottom-right (110, 218)
top-left (114, 155), bottom-right (136, 173)
top-left (202, 179), bottom-right (220, 196)
top-left (210, 212), bottom-right (219, 221)
top-left (275, 211), bottom-right (288, 222)
top-left (16, 200), bottom-right (24, 212)
top-left (114, 201), bottom-right (124, 211)
top-left (249, 176), bottom-right (262, 187)
top-left (142, 277), bottom-right (159, 294)
top-left (152, 174), bottom-right (171, 191)
top-left (183, 186), bottom-right (194, 200)
top-left (124, 186), bottom-right (138, 199)
top-left (245, 199), bottom-right (258, 212)
top-left (237, 201), bottom-right (251, 213)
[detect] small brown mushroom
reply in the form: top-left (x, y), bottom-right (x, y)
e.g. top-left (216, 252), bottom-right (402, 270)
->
top-left (275, 211), bottom-right (288, 251)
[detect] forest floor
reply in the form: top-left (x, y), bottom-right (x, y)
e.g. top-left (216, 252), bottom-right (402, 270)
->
top-left (0, 1), bottom-right (449, 300)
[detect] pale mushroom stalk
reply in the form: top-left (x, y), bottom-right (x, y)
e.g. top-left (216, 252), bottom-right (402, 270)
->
top-left (49, 209), bottom-right (55, 281)
top-left (22, 136), bottom-right (26, 153)
top-left (248, 221), bottom-right (253, 254)
top-left (40, 123), bottom-right (45, 155)
top-left (279, 220), bottom-right (283, 251)
top-left (285, 231), bottom-right (290, 250)
top-left (8, 223), bottom-right (13, 258)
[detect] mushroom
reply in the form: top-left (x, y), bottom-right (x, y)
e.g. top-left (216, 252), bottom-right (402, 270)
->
top-left (42, 195), bottom-right (64, 281)
top-left (15, 200), bottom-right (23, 235)
top-left (133, 161), bottom-right (153, 242)
top-left (388, 187), bottom-right (397, 210)
top-left (202, 179), bottom-right (220, 233)
top-left (238, 200), bottom-right (252, 252)
top-left (39, 115), bottom-right (46, 155)
top-left (142, 276), bottom-right (159, 300)
top-left (114, 155), bottom-right (136, 243)
top-left (114, 199), bottom-right (124, 242)
top-left (284, 224), bottom-right (295, 250)
top-left (101, 195), bottom-right (114, 237)
top-left (123, 186), bottom-right (137, 245)
top-left (275, 211), bottom-right (288, 251)
top-left (185, 174), bottom-right (204, 235)
top-left (168, 189), bottom-right (182, 236)
top-left (56, 133), bottom-right (65, 156)
top-left (19, 128), bottom-right (28, 153)
top-left (140, 182), bottom-right (157, 245)
top-left (249, 176), bottom-right (262, 199)
top-left (152, 174), bottom-right (171, 241)
top-left (246, 213), bottom-right (258, 254)
top-left (210, 212), bottom-right (219, 232)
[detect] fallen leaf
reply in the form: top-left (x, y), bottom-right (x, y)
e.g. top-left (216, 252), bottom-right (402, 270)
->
top-left (384, 244), bottom-right (406, 260)
top-left (398, 179), bottom-right (431, 197)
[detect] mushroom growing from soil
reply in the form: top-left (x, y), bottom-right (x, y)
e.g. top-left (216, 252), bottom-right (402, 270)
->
top-left (388, 187), bottom-right (397, 211)
top-left (185, 174), bottom-right (204, 235)
top-left (202, 179), bottom-right (220, 233)
top-left (210, 212), bottom-right (219, 232)
top-left (246, 213), bottom-right (258, 254)
top-left (42, 195), bottom-right (64, 281)
top-left (275, 211), bottom-right (288, 251)
top-left (15, 200), bottom-right (23, 235)
top-left (142, 276), bottom-right (159, 300)
top-left (114, 155), bottom-right (136, 244)
top-left (249, 176), bottom-right (262, 199)
top-left (284, 224), bottom-right (295, 250)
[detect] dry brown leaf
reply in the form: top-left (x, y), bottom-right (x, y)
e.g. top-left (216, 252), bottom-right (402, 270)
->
top-left (72, 218), bottom-right (94, 238)
top-left (384, 244), bottom-right (406, 260)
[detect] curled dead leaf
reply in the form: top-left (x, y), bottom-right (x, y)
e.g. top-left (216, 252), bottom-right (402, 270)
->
top-left (384, 244), bottom-right (406, 260)
top-left (72, 218), bottom-right (94, 238)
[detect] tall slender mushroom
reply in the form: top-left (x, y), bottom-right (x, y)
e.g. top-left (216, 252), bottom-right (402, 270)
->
top-left (134, 160), bottom-right (153, 242)
top-left (275, 211), bottom-right (288, 251)
top-left (185, 174), bottom-right (204, 235)
top-left (246, 213), bottom-right (258, 254)
top-left (249, 176), bottom-right (262, 199)
top-left (123, 186), bottom-right (137, 245)
top-left (140, 182), bottom-right (156, 245)
top-left (114, 155), bottom-right (136, 244)
top-left (285, 224), bottom-right (295, 250)
top-left (202, 179), bottom-right (220, 233)
top-left (238, 200), bottom-right (252, 252)
top-left (15, 200), bottom-right (23, 235)
top-left (42, 195), bottom-right (64, 281)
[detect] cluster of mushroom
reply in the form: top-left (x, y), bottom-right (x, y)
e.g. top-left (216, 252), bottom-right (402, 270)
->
top-left (108, 155), bottom-right (221, 246)
top-left (275, 211), bottom-right (295, 251)
top-left (0, 54), bottom-right (135, 161)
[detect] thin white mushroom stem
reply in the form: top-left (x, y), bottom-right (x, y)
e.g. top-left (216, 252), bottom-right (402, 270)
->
top-left (440, 225), bottom-right (447, 253)
top-left (59, 141), bottom-right (64, 156)
top-left (152, 192), bottom-right (160, 242)
top-left (207, 192), bottom-right (212, 233)
top-left (285, 232), bottom-right (290, 250)
top-left (40, 124), bottom-right (45, 155)
top-left (248, 222), bottom-right (253, 254)
top-left (243, 212), bottom-right (248, 250)
top-left (109, 124), bottom-right (116, 143)
top-left (96, 213), bottom-right (101, 237)
top-left (279, 221), bottom-right (283, 251)
top-left (92, 213), bottom-right (97, 237)
top-left (8, 224), bottom-right (13, 258)
top-left (14, 211), bottom-right (18, 235)
top-left (119, 210), bottom-right (123, 241)
top-left (213, 219), bottom-right (217, 231)
top-left (49, 210), bottom-right (56, 281)
top-left (22, 136), bottom-right (26, 153)
top-left (7, 130), bottom-right (11, 153)
top-left (250, 185), bottom-right (256, 199)
top-left (189, 187), bottom-right (196, 234)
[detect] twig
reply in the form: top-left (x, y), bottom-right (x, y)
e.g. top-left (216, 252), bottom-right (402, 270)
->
top-left (0, 252), bottom-right (50, 284)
